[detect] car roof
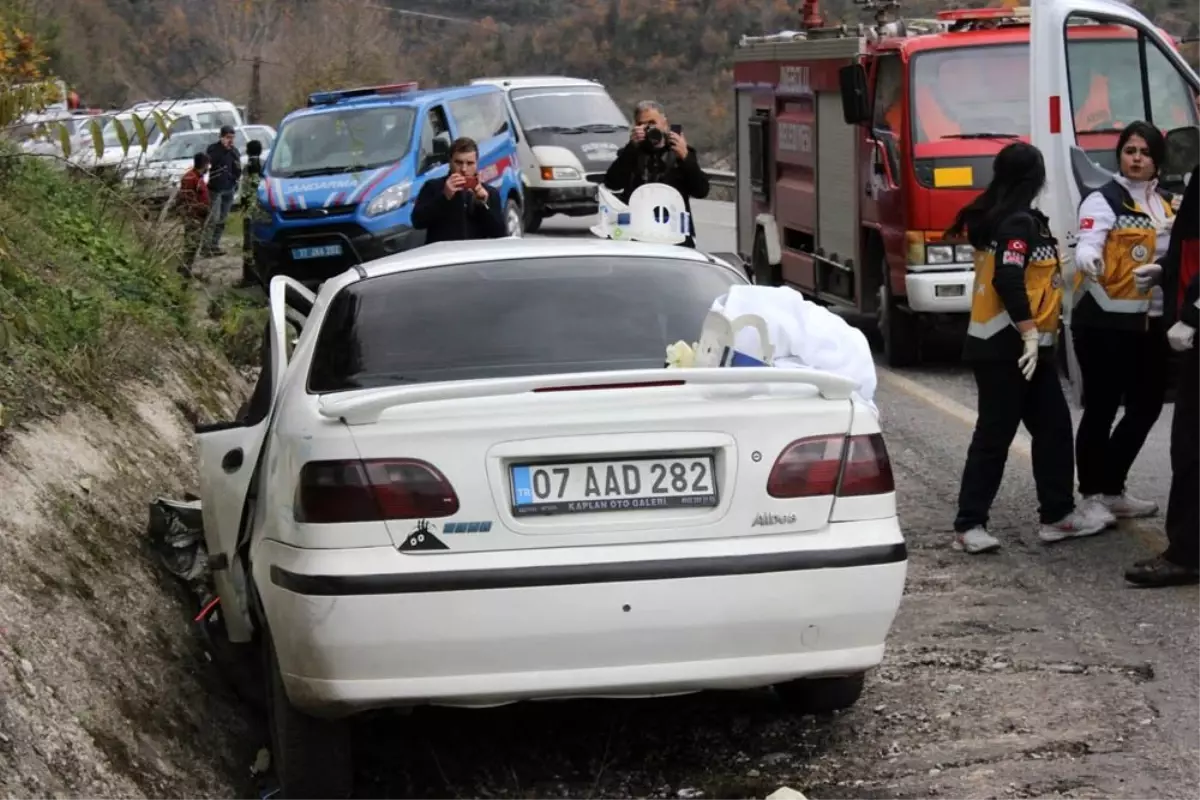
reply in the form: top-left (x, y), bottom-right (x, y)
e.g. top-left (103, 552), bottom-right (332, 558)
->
top-left (357, 237), bottom-right (725, 281)
top-left (472, 76), bottom-right (604, 90)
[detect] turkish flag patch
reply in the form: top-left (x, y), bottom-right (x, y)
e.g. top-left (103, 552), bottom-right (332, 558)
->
top-left (1002, 250), bottom-right (1024, 266)
top-left (1006, 239), bottom-right (1027, 252)
top-left (1080, 217), bottom-right (1094, 230)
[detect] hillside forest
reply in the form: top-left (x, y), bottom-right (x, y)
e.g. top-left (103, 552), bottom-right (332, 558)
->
top-left (8, 0), bottom-right (1200, 163)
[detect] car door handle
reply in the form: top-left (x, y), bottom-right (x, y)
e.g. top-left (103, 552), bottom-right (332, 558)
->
top-left (221, 448), bottom-right (244, 473)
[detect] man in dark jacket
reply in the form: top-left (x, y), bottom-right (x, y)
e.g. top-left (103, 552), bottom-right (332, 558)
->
top-left (1126, 164), bottom-right (1199, 587)
top-left (204, 125), bottom-right (242, 256)
top-left (603, 100), bottom-right (710, 248)
top-left (411, 137), bottom-right (506, 244)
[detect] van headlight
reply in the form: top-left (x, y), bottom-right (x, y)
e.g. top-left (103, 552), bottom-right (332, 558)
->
top-left (539, 166), bottom-right (581, 181)
top-left (954, 244), bottom-right (974, 262)
top-left (365, 181), bottom-right (412, 217)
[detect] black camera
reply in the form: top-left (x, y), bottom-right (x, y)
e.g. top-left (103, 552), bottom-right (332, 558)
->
top-left (641, 124), bottom-right (665, 152)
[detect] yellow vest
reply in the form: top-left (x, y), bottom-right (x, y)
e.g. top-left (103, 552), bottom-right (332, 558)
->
top-left (969, 239), bottom-right (1063, 348)
top-left (1073, 182), bottom-right (1177, 320)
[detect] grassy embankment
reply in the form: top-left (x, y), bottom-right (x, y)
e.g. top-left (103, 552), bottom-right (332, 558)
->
top-left (0, 148), bottom-right (265, 432)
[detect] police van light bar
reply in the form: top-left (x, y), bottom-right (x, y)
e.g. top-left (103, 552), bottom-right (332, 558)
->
top-left (307, 82), bottom-right (420, 107)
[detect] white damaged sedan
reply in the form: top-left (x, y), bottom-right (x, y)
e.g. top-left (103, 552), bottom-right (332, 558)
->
top-left (195, 237), bottom-right (907, 798)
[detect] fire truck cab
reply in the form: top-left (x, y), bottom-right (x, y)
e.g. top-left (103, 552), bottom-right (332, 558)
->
top-left (733, 0), bottom-right (1199, 366)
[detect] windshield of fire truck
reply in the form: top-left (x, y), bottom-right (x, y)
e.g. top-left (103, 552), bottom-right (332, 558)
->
top-left (910, 39), bottom-right (1197, 150)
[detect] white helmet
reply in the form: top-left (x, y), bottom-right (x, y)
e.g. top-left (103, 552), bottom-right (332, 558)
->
top-left (590, 185), bottom-right (632, 240)
top-left (626, 183), bottom-right (690, 244)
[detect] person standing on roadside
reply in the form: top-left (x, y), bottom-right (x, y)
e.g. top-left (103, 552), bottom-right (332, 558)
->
top-left (1071, 122), bottom-right (1177, 525)
top-left (177, 152), bottom-right (211, 275)
top-left (411, 137), bottom-right (505, 244)
top-left (204, 125), bottom-right (242, 256)
top-left (1125, 164), bottom-right (1199, 587)
top-left (948, 142), bottom-right (1107, 554)
top-left (604, 100), bottom-right (709, 248)
top-left (238, 139), bottom-right (264, 287)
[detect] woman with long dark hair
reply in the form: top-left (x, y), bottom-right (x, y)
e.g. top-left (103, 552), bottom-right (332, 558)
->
top-left (1126, 163), bottom-right (1199, 587)
top-left (948, 142), bottom-right (1107, 554)
top-left (1071, 121), bottom-right (1177, 524)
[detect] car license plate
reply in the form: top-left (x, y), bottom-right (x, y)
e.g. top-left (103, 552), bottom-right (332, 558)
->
top-left (291, 244), bottom-right (342, 260)
top-left (509, 456), bottom-right (718, 516)
top-left (935, 284), bottom-right (965, 297)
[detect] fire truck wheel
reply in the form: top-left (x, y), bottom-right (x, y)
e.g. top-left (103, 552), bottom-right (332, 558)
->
top-left (751, 228), bottom-right (780, 285)
top-left (878, 272), bottom-right (920, 367)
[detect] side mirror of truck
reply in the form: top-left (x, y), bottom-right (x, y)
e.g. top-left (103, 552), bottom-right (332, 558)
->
top-left (1159, 125), bottom-right (1199, 195)
top-left (838, 64), bottom-right (871, 126)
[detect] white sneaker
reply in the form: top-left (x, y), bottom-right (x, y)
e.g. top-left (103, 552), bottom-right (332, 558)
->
top-left (1080, 495), bottom-right (1118, 528)
top-left (1038, 509), bottom-right (1108, 543)
top-left (1100, 493), bottom-right (1159, 519)
top-left (953, 526), bottom-right (1001, 554)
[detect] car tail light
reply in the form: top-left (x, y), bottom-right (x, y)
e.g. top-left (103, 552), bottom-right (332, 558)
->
top-left (767, 434), bottom-right (894, 498)
top-left (295, 459), bottom-right (460, 523)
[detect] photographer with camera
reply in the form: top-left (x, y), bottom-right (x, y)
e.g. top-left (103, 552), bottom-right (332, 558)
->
top-left (412, 137), bottom-right (506, 244)
top-left (603, 100), bottom-right (710, 247)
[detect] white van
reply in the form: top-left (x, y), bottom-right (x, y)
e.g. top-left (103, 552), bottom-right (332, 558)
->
top-left (69, 97), bottom-right (244, 174)
top-left (471, 76), bottom-right (629, 233)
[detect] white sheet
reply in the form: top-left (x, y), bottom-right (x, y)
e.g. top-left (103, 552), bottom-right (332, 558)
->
top-left (709, 286), bottom-right (878, 415)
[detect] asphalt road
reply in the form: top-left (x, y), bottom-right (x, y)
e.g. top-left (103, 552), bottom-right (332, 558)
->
top-left (346, 206), bottom-right (1200, 798)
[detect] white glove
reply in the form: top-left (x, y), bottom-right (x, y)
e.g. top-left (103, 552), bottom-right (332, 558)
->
top-left (1132, 264), bottom-right (1162, 293)
top-left (1167, 321), bottom-right (1196, 352)
top-left (1017, 328), bottom-right (1039, 381)
top-left (1077, 257), bottom-right (1103, 279)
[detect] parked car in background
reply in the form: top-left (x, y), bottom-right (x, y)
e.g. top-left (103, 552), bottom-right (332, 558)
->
top-left (126, 125), bottom-right (275, 208)
top-left (127, 129), bottom-right (221, 205)
top-left (68, 97), bottom-right (244, 177)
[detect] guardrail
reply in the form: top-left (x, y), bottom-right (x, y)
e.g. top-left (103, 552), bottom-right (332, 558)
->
top-left (704, 169), bottom-right (736, 188)
top-left (702, 168), bottom-right (735, 202)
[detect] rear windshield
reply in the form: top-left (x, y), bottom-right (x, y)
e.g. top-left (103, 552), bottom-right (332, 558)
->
top-left (307, 256), bottom-right (741, 393)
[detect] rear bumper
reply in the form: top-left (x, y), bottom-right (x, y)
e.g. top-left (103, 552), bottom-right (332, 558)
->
top-left (905, 269), bottom-right (974, 313)
top-left (254, 520), bottom-right (907, 716)
top-left (253, 222), bottom-right (422, 286)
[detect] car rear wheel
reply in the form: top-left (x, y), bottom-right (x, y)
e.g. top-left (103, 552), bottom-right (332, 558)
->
top-left (264, 634), bottom-right (353, 798)
top-left (505, 197), bottom-right (524, 238)
top-left (773, 672), bottom-right (866, 715)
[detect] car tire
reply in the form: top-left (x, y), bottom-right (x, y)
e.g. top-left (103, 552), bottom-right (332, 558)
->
top-left (505, 196), bottom-right (524, 238)
top-left (773, 672), bottom-right (866, 715)
top-left (522, 199), bottom-right (542, 234)
top-left (264, 634), bottom-right (353, 799)
top-left (877, 259), bottom-right (920, 367)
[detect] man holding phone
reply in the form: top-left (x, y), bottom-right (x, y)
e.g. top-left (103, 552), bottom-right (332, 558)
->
top-left (603, 100), bottom-right (710, 248)
top-left (412, 137), bottom-right (506, 244)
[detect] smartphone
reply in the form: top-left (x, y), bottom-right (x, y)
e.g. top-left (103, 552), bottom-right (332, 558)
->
top-left (670, 123), bottom-right (683, 135)
top-left (461, 175), bottom-right (479, 190)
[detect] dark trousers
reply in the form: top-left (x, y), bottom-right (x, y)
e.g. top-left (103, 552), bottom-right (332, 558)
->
top-left (1165, 344), bottom-right (1199, 568)
top-left (955, 354), bottom-right (1075, 531)
top-left (1073, 321), bottom-right (1167, 496)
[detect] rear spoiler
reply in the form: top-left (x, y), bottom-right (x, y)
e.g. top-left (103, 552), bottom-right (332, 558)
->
top-left (318, 367), bottom-right (860, 425)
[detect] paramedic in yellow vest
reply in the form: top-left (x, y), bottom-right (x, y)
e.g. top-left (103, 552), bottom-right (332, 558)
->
top-left (1072, 121), bottom-right (1177, 524)
top-left (946, 142), bottom-right (1107, 555)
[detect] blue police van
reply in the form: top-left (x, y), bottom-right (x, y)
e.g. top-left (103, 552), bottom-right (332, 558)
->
top-left (252, 82), bottom-right (525, 285)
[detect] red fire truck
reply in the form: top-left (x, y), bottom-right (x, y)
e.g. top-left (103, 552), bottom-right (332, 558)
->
top-left (733, 0), bottom-right (1199, 366)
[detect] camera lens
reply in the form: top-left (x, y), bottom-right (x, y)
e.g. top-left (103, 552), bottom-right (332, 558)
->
top-left (645, 126), bottom-right (664, 146)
